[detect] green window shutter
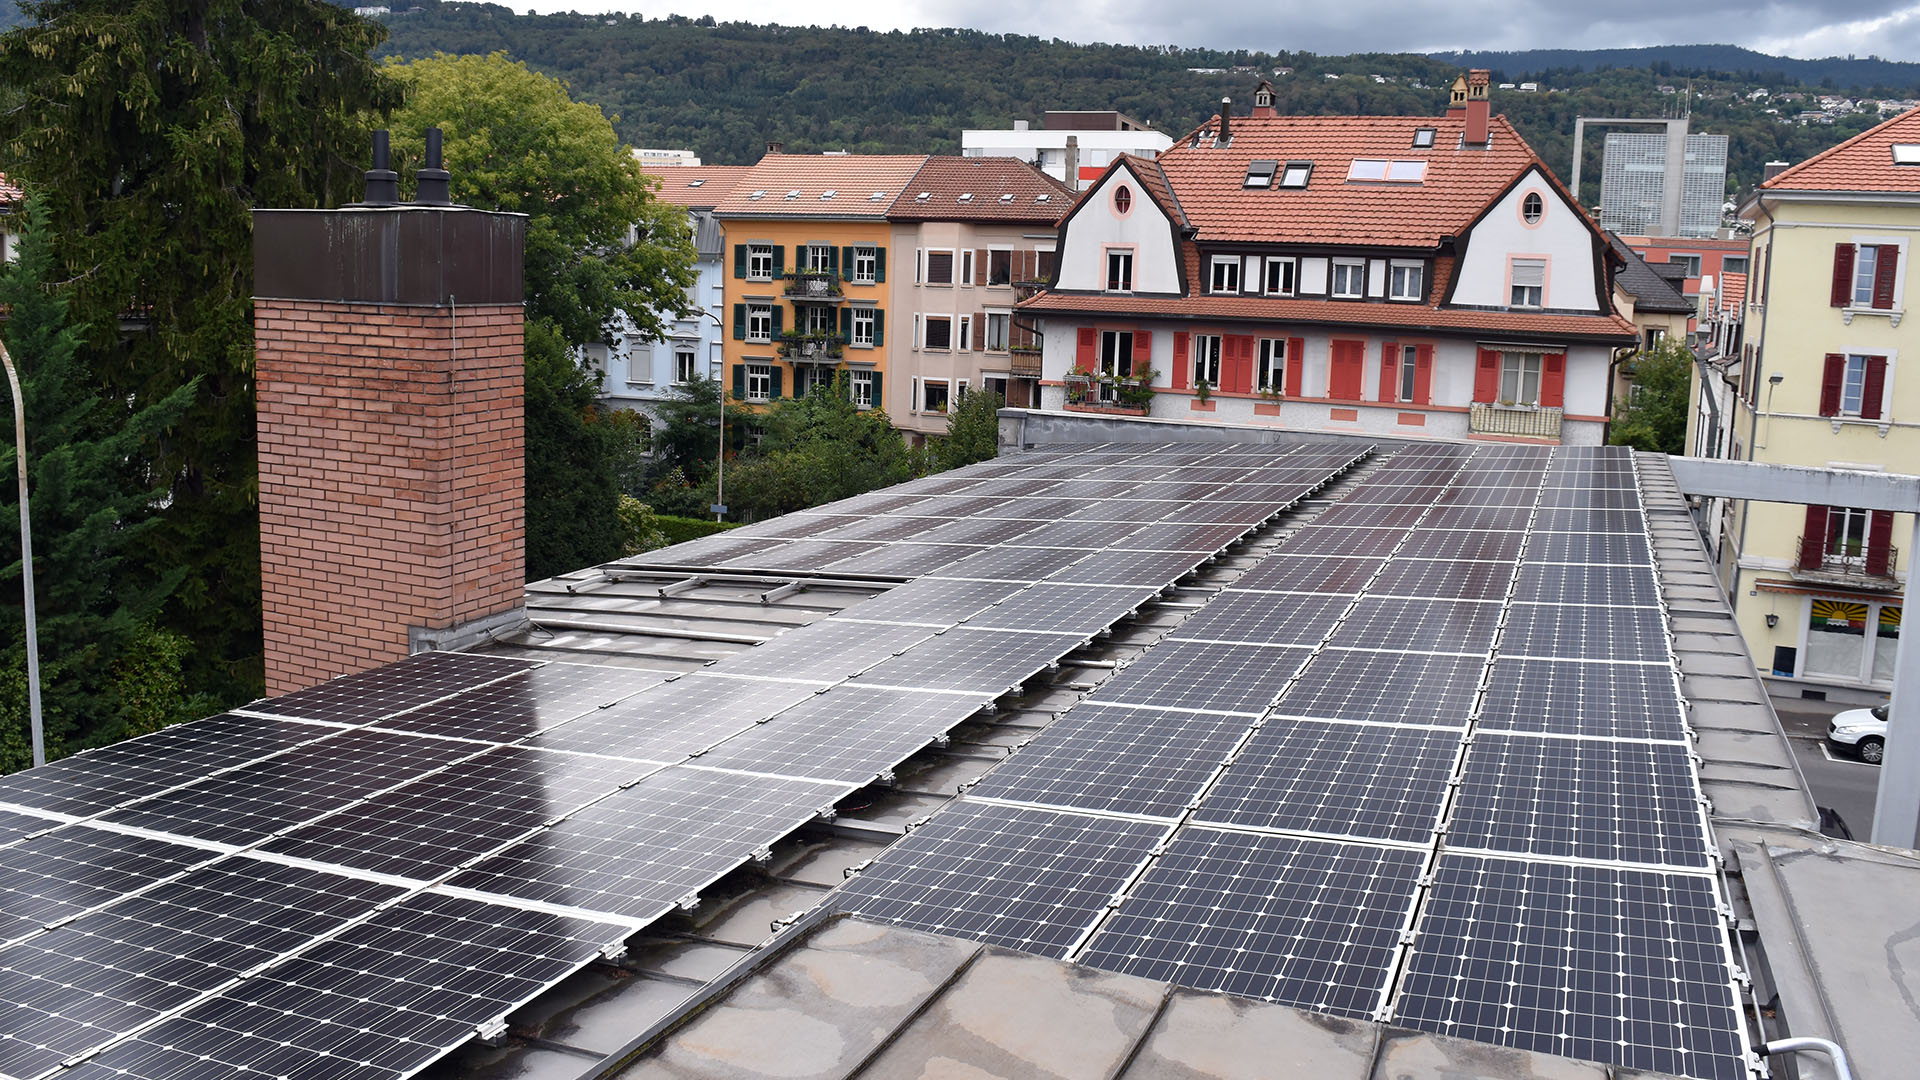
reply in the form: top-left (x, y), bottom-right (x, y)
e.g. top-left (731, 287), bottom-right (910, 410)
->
top-left (732, 363), bottom-right (746, 399)
top-left (771, 306), bottom-right (784, 335)
top-left (871, 370), bottom-right (883, 401)
top-left (733, 244), bottom-right (746, 278)
top-left (873, 309), bottom-right (884, 347)
top-left (772, 245), bottom-right (785, 277)
top-left (842, 245), bottom-right (856, 281)
top-left (769, 367), bottom-right (783, 399)
top-left (732, 303), bottom-right (745, 340)
top-left (829, 245), bottom-right (840, 273)
top-left (874, 247), bottom-right (886, 283)
top-left (840, 307), bottom-right (853, 337)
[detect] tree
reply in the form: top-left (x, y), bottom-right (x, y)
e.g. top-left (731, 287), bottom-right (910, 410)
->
top-left (0, 197), bottom-right (210, 768)
top-left (933, 389), bottom-right (1005, 471)
top-left (1609, 339), bottom-right (1694, 454)
top-left (522, 321), bottom-right (627, 580)
top-left (0, 0), bottom-right (406, 704)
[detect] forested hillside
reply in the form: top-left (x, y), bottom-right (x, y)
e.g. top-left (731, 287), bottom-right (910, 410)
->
top-left (369, 3), bottom-right (1915, 205)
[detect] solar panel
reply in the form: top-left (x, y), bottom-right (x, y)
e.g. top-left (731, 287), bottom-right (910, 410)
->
top-left (1392, 528), bottom-right (1527, 563)
top-left (1370, 558), bottom-right (1513, 601)
top-left (241, 651), bottom-right (537, 724)
top-left (1524, 530), bottom-right (1654, 566)
top-left (1419, 504), bottom-right (1536, 531)
top-left (1046, 550), bottom-right (1206, 587)
top-left (1194, 720), bottom-right (1462, 843)
top-left (1531, 506), bottom-right (1645, 533)
top-left (909, 517), bottom-right (1048, 545)
top-left (928, 545), bottom-right (1093, 582)
top-left (374, 663), bottom-right (668, 743)
top-left (1435, 485), bottom-right (1537, 508)
top-left (1392, 855), bottom-right (1746, 1080)
top-left (838, 578), bottom-right (1025, 625)
top-left (850, 627), bottom-right (1071, 694)
top-left (1282, 526), bottom-right (1406, 557)
top-left (713, 620), bottom-right (940, 678)
top-left (723, 539), bottom-right (884, 571)
top-left (818, 542), bottom-right (977, 576)
top-left (1311, 502), bottom-right (1432, 529)
top-left (1067, 498), bottom-right (1186, 524)
top-left (1273, 648), bottom-right (1484, 728)
top-left (1010, 519), bottom-right (1147, 549)
top-left (1540, 485), bottom-right (1640, 510)
top-left (1499, 602), bottom-right (1669, 662)
top-left (1511, 563), bottom-right (1661, 608)
top-left (529, 674), bottom-right (826, 762)
top-left (1087, 642), bottom-right (1312, 715)
top-left (1231, 555), bottom-right (1380, 594)
top-left (622, 533), bottom-right (789, 567)
top-left (966, 704), bottom-right (1250, 818)
top-left (730, 513), bottom-right (864, 539)
top-left (1114, 522), bottom-right (1254, 553)
top-left (1446, 734), bottom-right (1710, 868)
top-left (0, 826), bottom-right (216, 946)
top-left (816, 514), bottom-right (952, 542)
top-left (834, 799), bottom-right (1165, 958)
top-left (1177, 501), bottom-right (1284, 526)
top-left (1171, 591), bottom-right (1352, 646)
top-left (961, 584), bottom-right (1160, 635)
top-left (98, 728), bottom-right (483, 847)
top-left (1477, 657), bottom-right (1688, 741)
top-left (447, 768), bottom-right (849, 921)
top-left (258, 746), bottom-right (650, 880)
top-left (1076, 829), bottom-right (1424, 1019)
top-left (692, 686), bottom-right (985, 784)
top-left (0, 856), bottom-right (404, 1080)
top-left (0, 808), bottom-right (56, 847)
top-left (1327, 597), bottom-right (1503, 654)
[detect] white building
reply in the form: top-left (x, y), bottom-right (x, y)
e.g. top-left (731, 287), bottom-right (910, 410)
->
top-left (962, 111), bottom-right (1172, 191)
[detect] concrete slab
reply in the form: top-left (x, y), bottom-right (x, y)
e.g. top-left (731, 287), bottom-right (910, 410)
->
top-left (1120, 989), bottom-right (1375, 1080)
top-left (1369, 1027), bottom-right (1612, 1080)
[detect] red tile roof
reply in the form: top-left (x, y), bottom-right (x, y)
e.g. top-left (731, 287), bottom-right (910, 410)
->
top-left (1762, 106), bottom-right (1920, 193)
top-left (713, 154), bottom-right (928, 218)
top-left (0, 174), bottom-right (20, 203)
top-left (1717, 272), bottom-right (1747, 312)
top-left (642, 165), bottom-right (752, 208)
top-left (1018, 289), bottom-right (1638, 343)
top-left (1152, 113), bottom-right (1543, 245)
top-left (888, 156), bottom-right (1074, 222)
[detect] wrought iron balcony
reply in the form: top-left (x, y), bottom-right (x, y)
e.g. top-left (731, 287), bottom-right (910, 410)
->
top-left (1469, 402), bottom-right (1562, 440)
top-left (782, 272), bottom-right (843, 300)
top-left (775, 331), bottom-right (847, 360)
top-left (1793, 537), bottom-right (1900, 587)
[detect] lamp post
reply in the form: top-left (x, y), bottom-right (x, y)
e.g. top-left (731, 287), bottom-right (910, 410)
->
top-left (698, 309), bottom-right (727, 522)
top-left (0, 342), bottom-right (43, 767)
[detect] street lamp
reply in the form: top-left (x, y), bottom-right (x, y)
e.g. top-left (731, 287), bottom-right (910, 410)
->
top-left (0, 341), bottom-right (43, 767)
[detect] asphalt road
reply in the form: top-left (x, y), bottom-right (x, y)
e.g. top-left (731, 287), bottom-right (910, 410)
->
top-left (1771, 695), bottom-right (1882, 839)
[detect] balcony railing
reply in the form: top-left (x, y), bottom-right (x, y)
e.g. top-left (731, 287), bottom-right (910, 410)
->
top-left (1008, 347), bottom-right (1042, 378)
top-left (782, 272), bottom-right (843, 300)
top-left (1469, 402), bottom-right (1562, 440)
top-left (776, 331), bottom-right (847, 360)
top-left (1794, 537), bottom-right (1900, 586)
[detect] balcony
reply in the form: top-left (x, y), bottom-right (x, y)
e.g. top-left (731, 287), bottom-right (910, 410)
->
top-left (782, 272), bottom-right (843, 301)
top-left (776, 331), bottom-right (847, 361)
top-left (1794, 537), bottom-right (1900, 589)
top-left (1008, 346), bottom-right (1042, 378)
top-left (1469, 402), bottom-right (1561, 440)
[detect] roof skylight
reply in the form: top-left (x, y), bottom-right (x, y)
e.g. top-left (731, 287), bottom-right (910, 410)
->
top-left (784, 189), bottom-right (801, 200)
top-left (688, 178), bottom-right (706, 187)
top-left (915, 191), bottom-right (932, 201)
top-left (1037, 193), bottom-right (1051, 202)
top-left (1347, 159), bottom-right (1427, 182)
top-left (1412, 127), bottom-right (1437, 149)
top-left (958, 193), bottom-right (974, 202)
top-left (748, 190), bottom-right (766, 200)
top-left (999, 193), bottom-right (1016, 203)
top-left (869, 191), bottom-right (886, 201)
top-left (1894, 144), bottom-right (1920, 165)
top-left (820, 189), bottom-right (837, 199)
top-left (1278, 162), bottom-right (1313, 188)
top-left (1244, 160), bottom-right (1278, 188)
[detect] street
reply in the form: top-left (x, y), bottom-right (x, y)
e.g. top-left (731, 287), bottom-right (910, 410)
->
top-left (1770, 695), bottom-right (1882, 838)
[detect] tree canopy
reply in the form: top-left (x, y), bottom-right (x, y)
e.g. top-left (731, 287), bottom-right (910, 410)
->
top-left (1609, 340), bottom-right (1694, 454)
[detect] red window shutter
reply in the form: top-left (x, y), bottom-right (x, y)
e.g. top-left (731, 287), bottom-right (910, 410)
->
top-left (1135, 328), bottom-right (1152, 372)
top-left (1285, 337), bottom-right (1304, 397)
top-left (1379, 341), bottom-right (1399, 402)
top-left (1540, 353), bottom-right (1566, 409)
top-left (1819, 353), bottom-right (1845, 417)
top-left (1171, 333), bottom-right (1189, 389)
top-left (1831, 243), bottom-right (1855, 307)
top-left (1861, 355), bottom-right (1888, 420)
top-left (1874, 245), bottom-right (1899, 310)
top-left (973, 311), bottom-right (985, 352)
top-left (1414, 345), bottom-right (1434, 404)
top-left (975, 248), bottom-right (988, 283)
top-left (1867, 510), bottom-right (1896, 576)
top-left (1329, 340), bottom-right (1364, 401)
top-left (1075, 327), bottom-right (1096, 370)
top-left (1473, 348), bottom-right (1500, 403)
top-left (1224, 335), bottom-right (1254, 394)
top-left (1800, 505), bottom-right (1830, 570)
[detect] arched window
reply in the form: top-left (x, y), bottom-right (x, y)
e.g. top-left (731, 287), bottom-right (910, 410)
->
top-left (1522, 191), bottom-right (1544, 225)
top-left (1114, 185), bottom-right (1133, 214)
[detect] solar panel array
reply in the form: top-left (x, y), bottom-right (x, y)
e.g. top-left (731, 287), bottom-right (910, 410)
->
top-left (0, 440), bottom-right (1365, 1080)
top-left (840, 443), bottom-right (1753, 1080)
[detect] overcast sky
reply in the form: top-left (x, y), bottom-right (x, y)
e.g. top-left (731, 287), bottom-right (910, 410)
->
top-left (515, 2), bottom-right (1920, 62)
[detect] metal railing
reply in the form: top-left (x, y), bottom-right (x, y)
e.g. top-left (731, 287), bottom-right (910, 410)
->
top-left (1795, 536), bottom-right (1899, 582)
top-left (782, 272), bottom-right (843, 299)
top-left (1469, 402), bottom-right (1562, 439)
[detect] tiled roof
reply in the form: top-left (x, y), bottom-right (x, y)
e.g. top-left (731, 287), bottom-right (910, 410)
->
top-left (0, 173), bottom-right (20, 203)
top-left (1609, 235), bottom-right (1696, 314)
top-left (713, 154), bottom-right (929, 218)
top-left (1762, 106), bottom-right (1920, 193)
top-left (1018, 289), bottom-right (1639, 343)
top-left (888, 156), bottom-right (1074, 222)
top-left (1152, 113), bottom-right (1542, 245)
top-left (642, 165), bottom-right (752, 207)
top-left (1116, 153), bottom-right (1188, 229)
top-left (1717, 271), bottom-right (1747, 312)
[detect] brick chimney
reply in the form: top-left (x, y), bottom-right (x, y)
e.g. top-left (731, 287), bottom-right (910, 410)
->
top-left (252, 131), bottom-right (528, 696)
top-left (1464, 69), bottom-right (1491, 146)
top-left (1251, 81), bottom-right (1277, 119)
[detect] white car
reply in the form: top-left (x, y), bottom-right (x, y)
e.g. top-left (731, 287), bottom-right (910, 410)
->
top-left (1827, 703), bottom-right (1889, 764)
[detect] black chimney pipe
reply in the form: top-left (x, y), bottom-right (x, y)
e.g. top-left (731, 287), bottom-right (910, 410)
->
top-left (416, 127), bottom-right (452, 206)
top-left (1218, 98), bottom-right (1231, 146)
top-left (363, 130), bottom-right (399, 206)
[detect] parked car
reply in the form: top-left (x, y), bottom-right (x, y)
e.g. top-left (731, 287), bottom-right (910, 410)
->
top-left (1827, 702), bottom-right (1889, 764)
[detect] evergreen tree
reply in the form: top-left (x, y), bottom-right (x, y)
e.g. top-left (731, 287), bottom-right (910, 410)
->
top-left (0, 0), bottom-right (407, 703)
top-left (0, 198), bottom-right (206, 769)
top-left (523, 320), bottom-right (628, 580)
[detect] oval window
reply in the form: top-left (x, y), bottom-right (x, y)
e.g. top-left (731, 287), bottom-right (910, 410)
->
top-left (1522, 191), bottom-right (1544, 225)
top-left (1114, 185), bottom-right (1133, 213)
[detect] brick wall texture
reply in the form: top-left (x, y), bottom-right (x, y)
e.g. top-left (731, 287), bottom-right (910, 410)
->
top-left (256, 300), bottom-right (524, 696)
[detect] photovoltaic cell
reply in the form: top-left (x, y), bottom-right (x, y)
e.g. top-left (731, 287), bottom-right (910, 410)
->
top-left (1283, 527), bottom-right (1406, 558)
top-left (1370, 558), bottom-right (1513, 601)
top-left (1273, 648), bottom-right (1484, 728)
top-left (374, 663), bottom-right (668, 743)
top-left (1446, 734), bottom-right (1710, 868)
top-left (839, 578), bottom-right (1025, 625)
top-left (1232, 556), bottom-right (1379, 594)
top-left (825, 543), bottom-right (985, 577)
top-left (1087, 642), bottom-right (1312, 715)
top-left (715, 620), bottom-right (940, 679)
top-left (529, 675), bottom-right (827, 762)
top-left (447, 768), bottom-right (849, 921)
top-left (835, 799), bottom-right (1164, 958)
top-left (967, 705), bottom-right (1250, 818)
top-left (1392, 528), bottom-right (1526, 563)
top-left (242, 651), bottom-right (537, 724)
top-left (1511, 562), bottom-right (1661, 608)
top-left (851, 628), bottom-right (1071, 694)
top-left (961, 584), bottom-right (1160, 635)
top-left (1171, 591), bottom-right (1351, 646)
top-left (928, 545), bottom-right (1092, 582)
top-left (1393, 855), bottom-right (1746, 1080)
top-left (1477, 657), bottom-right (1687, 741)
top-left (0, 826), bottom-right (216, 946)
top-left (1077, 830), bottom-right (1424, 1018)
top-left (1194, 720), bottom-right (1461, 843)
top-left (1525, 530), bottom-right (1654, 566)
top-left (693, 686), bottom-right (985, 784)
top-left (1328, 597), bottom-right (1502, 654)
top-left (1499, 602), bottom-right (1669, 662)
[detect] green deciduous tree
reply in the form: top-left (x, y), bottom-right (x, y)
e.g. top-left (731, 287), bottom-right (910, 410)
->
top-left (0, 0), bottom-right (406, 704)
top-left (933, 389), bottom-right (1005, 471)
top-left (1609, 339), bottom-right (1694, 454)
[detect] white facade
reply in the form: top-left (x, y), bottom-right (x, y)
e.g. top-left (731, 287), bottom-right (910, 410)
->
top-left (962, 128), bottom-right (1173, 191)
top-left (1451, 168), bottom-right (1605, 311)
top-left (1052, 164), bottom-right (1181, 295)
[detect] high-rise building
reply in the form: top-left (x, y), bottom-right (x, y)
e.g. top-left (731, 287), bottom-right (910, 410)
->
top-left (1600, 131), bottom-right (1727, 238)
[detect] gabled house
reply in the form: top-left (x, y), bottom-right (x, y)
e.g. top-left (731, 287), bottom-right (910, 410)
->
top-left (1021, 72), bottom-right (1639, 444)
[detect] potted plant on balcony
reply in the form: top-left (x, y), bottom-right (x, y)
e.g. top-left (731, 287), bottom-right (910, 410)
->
top-left (1114, 369), bottom-right (1157, 412)
top-left (1065, 365), bottom-right (1095, 406)
top-left (1191, 378), bottom-right (1214, 411)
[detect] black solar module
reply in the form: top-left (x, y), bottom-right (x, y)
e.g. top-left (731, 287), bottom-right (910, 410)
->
top-left (1370, 558), bottom-right (1513, 601)
top-left (1499, 603), bottom-right (1670, 662)
top-left (961, 584), bottom-right (1161, 635)
top-left (1477, 657), bottom-right (1688, 741)
top-left (1271, 651), bottom-right (1482, 730)
top-left (1116, 522), bottom-right (1257, 553)
top-left (0, 808), bottom-right (56, 848)
top-left (240, 651), bottom-right (537, 724)
top-left (1310, 502), bottom-right (1433, 529)
top-left (1511, 563), bottom-right (1662, 607)
top-left (711, 620), bottom-right (940, 678)
top-left (693, 686), bottom-right (986, 784)
top-left (1282, 526), bottom-right (1407, 558)
top-left (1077, 829), bottom-right (1424, 1018)
top-left (928, 545), bottom-right (1093, 582)
top-left (1066, 498), bottom-right (1189, 524)
top-left (529, 674), bottom-right (827, 762)
top-left (722, 538), bottom-right (884, 571)
top-left (1393, 528), bottom-right (1527, 563)
top-left (1524, 529), bottom-right (1655, 566)
top-left (1531, 506), bottom-right (1646, 533)
top-left (1011, 519), bottom-right (1149, 549)
top-left (1170, 591), bottom-right (1353, 646)
top-left (730, 512), bottom-right (864, 539)
top-left (373, 663), bottom-right (670, 743)
top-left (1194, 720), bottom-right (1463, 843)
top-left (0, 826), bottom-right (215, 945)
top-left (1327, 596), bottom-right (1504, 654)
top-left (834, 799), bottom-right (1165, 958)
top-left (1231, 555), bottom-right (1380, 594)
top-left (1086, 641), bottom-right (1313, 715)
top-left (850, 627), bottom-right (1072, 694)
top-left (1435, 484), bottom-right (1537, 507)
top-left (903, 516), bottom-right (1049, 546)
top-left (965, 704), bottom-right (1251, 818)
top-left (1419, 503), bottom-right (1536, 531)
top-left (826, 542), bottom-right (988, 576)
top-left (1045, 550), bottom-right (1209, 586)
top-left (838, 578), bottom-right (1026, 625)
top-left (1393, 855), bottom-right (1747, 1080)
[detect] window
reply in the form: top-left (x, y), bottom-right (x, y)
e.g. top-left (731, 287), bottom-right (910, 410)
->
top-left (1499, 351), bottom-right (1542, 405)
top-left (1398, 345), bottom-right (1419, 402)
top-left (924, 315), bottom-right (953, 350)
top-left (675, 348), bottom-right (697, 383)
top-left (1113, 185), bottom-right (1133, 213)
top-left (1803, 597), bottom-right (1902, 685)
top-left (1412, 127), bottom-right (1436, 148)
top-left (1192, 335), bottom-right (1223, 385)
top-left (1331, 259), bottom-right (1365, 299)
top-left (746, 303), bottom-right (773, 343)
top-left (1722, 255), bottom-right (1749, 275)
top-left (957, 314), bottom-right (972, 351)
top-left (1347, 159), bottom-right (1388, 180)
top-left (1852, 246), bottom-right (1883, 307)
top-left (1643, 327), bottom-right (1665, 352)
top-left (1244, 160), bottom-right (1278, 188)
top-left (1106, 249), bottom-right (1134, 292)
top-left (921, 378), bottom-right (951, 414)
top-left (985, 312), bottom-right (1011, 351)
top-left (746, 363), bottom-right (772, 402)
top-left (850, 308), bottom-right (877, 347)
top-left (1668, 254), bottom-right (1702, 277)
top-left (924, 250), bottom-right (954, 285)
top-left (805, 244), bottom-right (834, 273)
top-left (1389, 261), bottom-right (1424, 301)
top-left (960, 250), bottom-right (975, 286)
top-left (1386, 160), bottom-right (1426, 181)
top-left (1209, 256), bottom-right (1240, 293)
top-left (851, 246), bottom-right (879, 284)
top-left (1263, 257), bottom-right (1296, 296)
top-left (1826, 506), bottom-right (1871, 566)
top-left (802, 304), bottom-right (835, 334)
top-left (1279, 161), bottom-right (1313, 187)
top-left (1521, 191), bottom-right (1543, 224)
top-left (1841, 353), bottom-right (1871, 415)
top-left (1895, 144), bottom-right (1920, 165)
top-left (1258, 339), bottom-right (1287, 393)
top-left (1347, 160), bottom-right (1426, 182)
top-left (748, 244), bottom-right (774, 280)
top-left (850, 370), bottom-right (875, 408)
top-left (1099, 330), bottom-right (1134, 378)
top-left (987, 249), bottom-right (1013, 285)
top-left (1510, 258), bottom-right (1545, 308)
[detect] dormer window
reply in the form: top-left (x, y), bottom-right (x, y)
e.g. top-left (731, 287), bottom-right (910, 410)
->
top-left (1279, 162), bottom-right (1313, 188)
top-left (1254, 87), bottom-right (1273, 109)
top-left (1412, 127), bottom-right (1436, 149)
top-left (1244, 160), bottom-right (1278, 188)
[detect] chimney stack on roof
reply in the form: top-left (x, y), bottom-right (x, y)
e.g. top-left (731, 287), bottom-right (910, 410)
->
top-left (362, 130), bottom-right (399, 206)
top-left (1763, 160), bottom-right (1791, 182)
top-left (766, 141), bottom-right (784, 156)
top-left (1218, 98), bottom-right (1231, 145)
top-left (1251, 81), bottom-right (1276, 118)
top-left (1465, 69), bottom-right (1491, 147)
top-left (415, 127), bottom-right (451, 206)
top-left (1064, 135), bottom-right (1079, 187)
